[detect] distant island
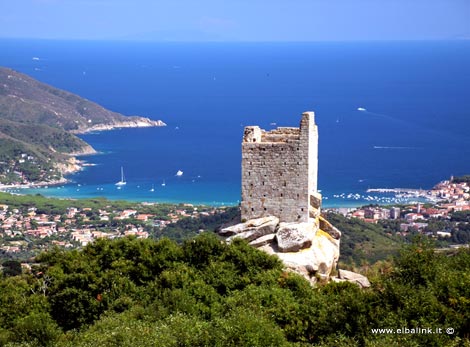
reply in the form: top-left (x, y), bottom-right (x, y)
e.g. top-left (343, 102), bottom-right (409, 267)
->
top-left (0, 67), bottom-right (166, 185)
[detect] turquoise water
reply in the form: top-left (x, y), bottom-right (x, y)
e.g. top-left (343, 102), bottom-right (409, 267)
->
top-left (1, 40), bottom-right (469, 206)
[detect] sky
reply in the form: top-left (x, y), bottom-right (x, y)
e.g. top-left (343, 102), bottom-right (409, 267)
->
top-left (1, 0), bottom-right (469, 41)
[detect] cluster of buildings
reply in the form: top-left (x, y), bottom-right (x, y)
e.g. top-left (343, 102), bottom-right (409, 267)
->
top-left (0, 153), bottom-right (49, 185)
top-left (429, 177), bottom-right (470, 202)
top-left (326, 178), bottom-right (470, 237)
top-left (0, 202), bottom-right (223, 255)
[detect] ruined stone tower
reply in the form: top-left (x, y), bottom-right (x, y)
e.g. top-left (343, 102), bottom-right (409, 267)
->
top-left (241, 111), bottom-right (320, 223)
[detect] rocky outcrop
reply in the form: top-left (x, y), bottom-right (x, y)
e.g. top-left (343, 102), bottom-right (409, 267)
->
top-left (220, 216), bottom-right (279, 242)
top-left (71, 118), bottom-right (166, 134)
top-left (276, 222), bottom-right (316, 252)
top-left (55, 157), bottom-right (85, 175)
top-left (218, 215), bottom-right (342, 286)
top-left (337, 269), bottom-right (371, 288)
top-left (66, 144), bottom-right (97, 156)
top-left (260, 228), bottom-right (340, 285)
top-left (309, 192), bottom-right (322, 219)
top-left (318, 215), bottom-right (341, 240)
top-left (248, 233), bottom-right (276, 247)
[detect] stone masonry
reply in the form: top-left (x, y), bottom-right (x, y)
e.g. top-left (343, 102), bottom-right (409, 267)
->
top-left (241, 111), bottom-right (319, 223)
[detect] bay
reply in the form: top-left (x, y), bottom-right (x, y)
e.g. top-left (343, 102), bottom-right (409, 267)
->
top-left (1, 40), bottom-right (469, 206)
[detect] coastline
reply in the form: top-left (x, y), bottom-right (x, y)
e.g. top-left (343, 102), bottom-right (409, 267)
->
top-left (70, 118), bottom-right (167, 135)
top-left (0, 177), bottom-right (69, 191)
top-left (0, 183), bottom-right (439, 209)
top-left (0, 121), bottom-right (166, 192)
top-left (57, 118), bottom-right (167, 181)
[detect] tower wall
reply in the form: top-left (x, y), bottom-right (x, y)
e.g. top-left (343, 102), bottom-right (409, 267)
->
top-left (241, 112), bottom-right (318, 223)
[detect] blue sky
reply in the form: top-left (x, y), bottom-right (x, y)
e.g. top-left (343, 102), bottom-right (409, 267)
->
top-left (1, 0), bottom-right (469, 41)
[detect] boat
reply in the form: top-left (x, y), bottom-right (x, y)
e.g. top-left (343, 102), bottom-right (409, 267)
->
top-left (150, 184), bottom-right (155, 192)
top-left (161, 180), bottom-right (166, 187)
top-left (176, 170), bottom-right (183, 177)
top-left (115, 167), bottom-right (126, 186)
top-left (357, 107), bottom-right (367, 111)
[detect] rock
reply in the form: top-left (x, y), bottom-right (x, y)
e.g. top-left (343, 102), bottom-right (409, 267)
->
top-left (258, 226), bottom-right (340, 283)
top-left (319, 216), bottom-right (341, 240)
top-left (309, 192), bottom-right (322, 218)
top-left (219, 215), bottom-right (343, 287)
top-left (219, 216), bottom-right (279, 240)
top-left (248, 233), bottom-right (276, 247)
top-left (276, 222), bottom-right (316, 252)
top-left (72, 118), bottom-right (166, 134)
top-left (227, 229), bottom-right (264, 242)
top-left (338, 269), bottom-right (371, 288)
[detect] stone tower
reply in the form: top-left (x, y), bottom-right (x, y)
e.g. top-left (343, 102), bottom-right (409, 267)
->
top-left (241, 111), bottom-right (320, 223)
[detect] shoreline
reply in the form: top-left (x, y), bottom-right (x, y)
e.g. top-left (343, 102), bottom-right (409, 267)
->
top-left (70, 119), bottom-right (167, 135)
top-left (0, 184), bottom-right (435, 209)
top-left (0, 177), bottom-right (69, 191)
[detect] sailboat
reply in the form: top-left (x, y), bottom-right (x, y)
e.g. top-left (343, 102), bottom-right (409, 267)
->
top-left (150, 184), bottom-right (155, 192)
top-left (161, 180), bottom-right (166, 187)
top-left (115, 167), bottom-right (126, 186)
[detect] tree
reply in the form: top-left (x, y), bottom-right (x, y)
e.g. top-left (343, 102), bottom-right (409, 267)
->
top-left (2, 260), bottom-right (22, 277)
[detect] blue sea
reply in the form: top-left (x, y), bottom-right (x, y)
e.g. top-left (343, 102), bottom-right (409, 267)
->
top-left (1, 40), bottom-right (470, 207)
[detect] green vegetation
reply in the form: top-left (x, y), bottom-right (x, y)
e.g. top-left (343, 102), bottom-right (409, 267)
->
top-left (325, 212), bottom-right (404, 266)
top-left (0, 138), bottom-right (61, 184)
top-left (157, 206), bottom-right (239, 242)
top-left (0, 235), bottom-right (468, 347)
top-left (0, 67), bottom-right (130, 132)
top-left (0, 191), bottom-right (240, 263)
top-left (0, 66), bottom-right (162, 183)
top-left (0, 192), bottom-right (170, 217)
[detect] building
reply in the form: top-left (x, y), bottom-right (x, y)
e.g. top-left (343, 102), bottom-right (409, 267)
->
top-left (240, 111), bottom-right (319, 223)
top-left (390, 207), bottom-right (401, 219)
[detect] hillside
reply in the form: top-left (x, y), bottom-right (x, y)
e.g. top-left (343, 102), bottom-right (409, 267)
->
top-left (0, 67), bottom-right (165, 132)
top-left (324, 212), bottom-right (404, 266)
top-left (0, 235), bottom-right (468, 346)
top-left (0, 67), bottom-right (166, 184)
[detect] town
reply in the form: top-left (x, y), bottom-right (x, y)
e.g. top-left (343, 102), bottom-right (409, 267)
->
top-left (325, 176), bottom-right (470, 242)
top-left (1, 176), bottom-right (469, 261)
top-left (0, 195), bottom-right (231, 259)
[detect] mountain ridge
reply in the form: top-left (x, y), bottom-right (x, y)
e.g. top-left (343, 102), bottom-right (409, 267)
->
top-left (0, 67), bottom-right (165, 132)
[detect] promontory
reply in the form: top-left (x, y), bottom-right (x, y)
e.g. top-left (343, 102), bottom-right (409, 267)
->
top-left (0, 67), bottom-right (166, 185)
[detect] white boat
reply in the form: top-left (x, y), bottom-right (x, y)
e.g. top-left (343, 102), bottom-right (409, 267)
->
top-left (150, 184), bottom-right (155, 192)
top-left (161, 180), bottom-right (166, 187)
top-left (357, 107), bottom-right (367, 111)
top-left (176, 170), bottom-right (183, 177)
top-left (115, 167), bottom-right (126, 186)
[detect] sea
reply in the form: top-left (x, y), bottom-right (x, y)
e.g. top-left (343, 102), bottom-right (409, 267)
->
top-left (1, 39), bottom-right (470, 207)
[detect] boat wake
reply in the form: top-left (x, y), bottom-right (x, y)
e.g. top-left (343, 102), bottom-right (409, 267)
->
top-left (373, 146), bottom-right (417, 150)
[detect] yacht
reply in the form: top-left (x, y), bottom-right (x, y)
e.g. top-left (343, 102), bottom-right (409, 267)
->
top-left (115, 167), bottom-right (126, 186)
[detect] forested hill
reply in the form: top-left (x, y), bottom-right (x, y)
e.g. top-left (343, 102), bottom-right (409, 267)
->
top-left (0, 235), bottom-right (468, 346)
top-left (0, 67), bottom-right (164, 132)
top-left (0, 67), bottom-right (165, 184)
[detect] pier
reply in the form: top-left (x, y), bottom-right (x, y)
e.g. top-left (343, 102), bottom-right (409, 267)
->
top-left (366, 188), bottom-right (427, 194)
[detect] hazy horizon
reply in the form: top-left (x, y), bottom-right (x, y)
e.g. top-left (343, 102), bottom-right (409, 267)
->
top-left (1, 0), bottom-right (469, 42)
